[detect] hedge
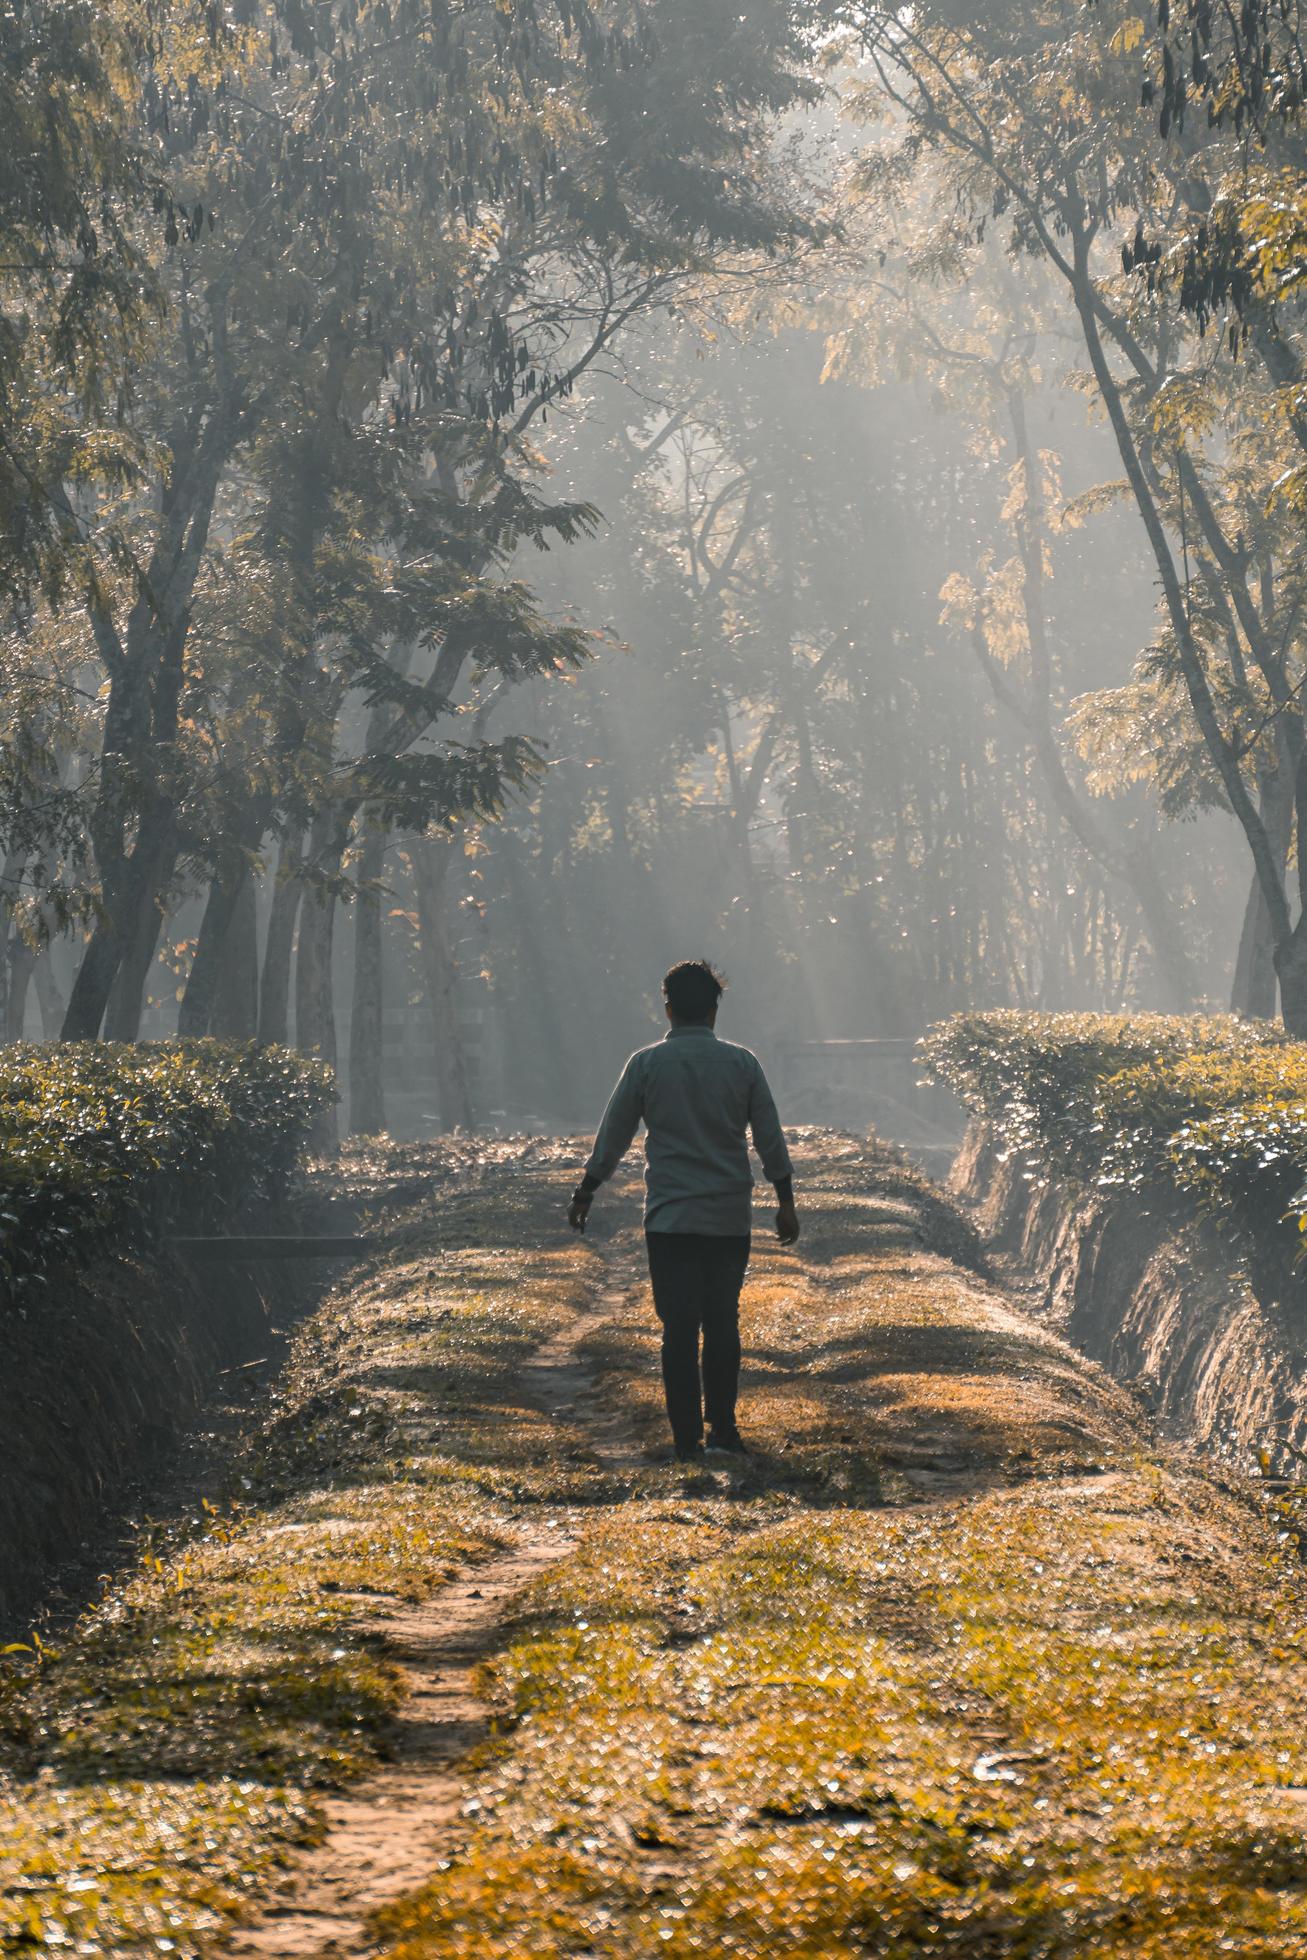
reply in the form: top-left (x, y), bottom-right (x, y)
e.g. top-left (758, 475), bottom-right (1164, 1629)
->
top-left (0, 1041), bottom-right (333, 1292)
top-left (922, 1011), bottom-right (1307, 1269)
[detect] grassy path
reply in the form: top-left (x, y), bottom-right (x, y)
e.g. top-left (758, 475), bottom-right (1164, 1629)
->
top-left (223, 1230), bottom-right (640, 1956)
top-left (7, 1137), bottom-right (1307, 1955)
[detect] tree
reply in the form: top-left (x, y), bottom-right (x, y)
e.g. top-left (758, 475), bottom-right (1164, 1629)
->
top-left (1118, 0), bottom-right (1307, 341)
top-left (820, 191), bottom-right (1200, 1008)
top-left (0, 0), bottom-right (169, 600)
top-left (12, 0), bottom-right (825, 1053)
top-left (846, 0), bottom-right (1307, 1028)
top-left (446, 277), bottom-right (1206, 1125)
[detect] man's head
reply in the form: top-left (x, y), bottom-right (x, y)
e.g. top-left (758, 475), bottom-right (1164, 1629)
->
top-left (662, 959), bottom-right (725, 1028)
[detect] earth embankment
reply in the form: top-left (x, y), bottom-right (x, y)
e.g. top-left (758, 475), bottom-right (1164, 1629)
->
top-left (953, 1117), bottom-right (1307, 1468)
top-left (0, 1243), bottom-right (319, 1638)
top-left (4, 1134), bottom-right (1307, 1957)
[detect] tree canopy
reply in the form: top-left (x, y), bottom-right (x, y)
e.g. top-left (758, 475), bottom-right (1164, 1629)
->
top-left (6, 0), bottom-right (1307, 1118)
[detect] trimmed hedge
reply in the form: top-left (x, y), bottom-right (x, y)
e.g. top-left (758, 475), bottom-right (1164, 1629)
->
top-left (922, 1011), bottom-right (1307, 1270)
top-left (0, 1041), bottom-right (333, 1292)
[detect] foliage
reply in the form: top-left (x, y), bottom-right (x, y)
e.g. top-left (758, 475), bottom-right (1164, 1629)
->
top-left (1110, 0), bottom-right (1307, 329)
top-left (0, 1041), bottom-right (331, 1291)
top-left (922, 1009), bottom-right (1278, 1167)
top-left (0, 1140), bottom-right (599, 1954)
top-left (1167, 1061), bottom-right (1307, 1249)
top-left (4, 0), bottom-right (1280, 1087)
top-left (447, 273), bottom-right (1214, 1135)
top-left (842, 0), bottom-right (1307, 1032)
top-left (923, 1010), bottom-right (1307, 1274)
top-left (0, 0), bottom-right (167, 598)
top-left (0, 0), bottom-right (827, 1052)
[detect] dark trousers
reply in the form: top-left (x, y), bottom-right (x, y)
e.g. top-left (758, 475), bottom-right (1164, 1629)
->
top-left (645, 1231), bottom-right (751, 1447)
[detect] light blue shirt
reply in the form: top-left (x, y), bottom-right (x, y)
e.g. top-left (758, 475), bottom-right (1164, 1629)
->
top-left (584, 1025), bottom-right (793, 1235)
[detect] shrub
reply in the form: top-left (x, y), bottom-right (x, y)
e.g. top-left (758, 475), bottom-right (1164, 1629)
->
top-left (1168, 1063), bottom-right (1307, 1248)
top-left (0, 1041), bottom-right (333, 1293)
top-left (921, 1011), bottom-right (1284, 1177)
top-left (922, 1012), bottom-right (1307, 1281)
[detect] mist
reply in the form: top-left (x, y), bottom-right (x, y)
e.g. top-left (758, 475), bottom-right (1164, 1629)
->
top-left (10, 4), bottom-right (1307, 1948)
top-left (2, 0), bottom-right (1299, 1147)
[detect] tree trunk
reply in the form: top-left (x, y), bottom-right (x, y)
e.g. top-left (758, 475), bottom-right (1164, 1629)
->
top-left (33, 947), bottom-right (64, 1038)
top-left (1276, 923), bottom-right (1307, 1038)
top-left (5, 937), bottom-right (33, 1042)
top-left (258, 829), bottom-right (305, 1046)
top-left (1232, 871), bottom-right (1279, 1019)
top-left (294, 815), bottom-right (346, 1149)
top-left (66, 398), bottom-right (231, 1039)
top-left (66, 775), bottom-right (181, 1042)
top-left (295, 886), bottom-right (338, 1067)
top-left (178, 870), bottom-right (242, 1037)
top-left (295, 821), bottom-right (344, 1069)
top-left (412, 834), bottom-right (475, 1131)
top-left (297, 890), bottom-right (340, 1151)
top-left (1230, 757), bottom-right (1290, 1017)
top-left (1068, 253), bottom-right (1293, 974)
top-left (348, 826), bottom-right (387, 1136)
top-left (212, 871), bottom-right (259, 1039)
top-left (102, 812), bottom-right (179, 1041)
top-left (62, 921), bottom-right (120, 1040)
top-left (179, 865), bottom-right (259, 1041)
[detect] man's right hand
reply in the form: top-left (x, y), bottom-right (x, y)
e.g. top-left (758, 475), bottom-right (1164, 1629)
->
top-left (775, 1199), bottom-right (799, 1246)
top-left (568, 1192), bottom-right (593, 1234)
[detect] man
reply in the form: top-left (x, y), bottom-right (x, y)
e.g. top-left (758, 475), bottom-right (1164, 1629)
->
top-left (567, 959), bottom-right (798, 1463)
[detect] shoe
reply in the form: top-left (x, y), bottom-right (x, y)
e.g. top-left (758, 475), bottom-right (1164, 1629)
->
top-left (706, 1428), bottom-right (749, 1455)
top-left (674, 1441), bottom-right (705, 1464)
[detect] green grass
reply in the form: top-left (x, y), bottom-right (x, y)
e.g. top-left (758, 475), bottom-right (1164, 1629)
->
top-left (373, 1146), bottom-right (1307, 1960)
top-left (8, 1134), bottom-right (1307, 1958)
top-left (0, 1144), bottom-right (601, 1956)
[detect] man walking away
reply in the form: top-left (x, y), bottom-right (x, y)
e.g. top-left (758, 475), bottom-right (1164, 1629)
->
top-left (567, 960), bottom-right (799, 1463)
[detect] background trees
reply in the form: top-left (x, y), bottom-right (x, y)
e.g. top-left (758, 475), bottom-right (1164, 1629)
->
top-left (0, 0), bottom-right (164, 601)
top-left (844, 0), bottom-right (1307, 1029)
top-left (5, 0), bottom-right (1307, 1119)
top-left (0, 0), bottom-right (826, 1125)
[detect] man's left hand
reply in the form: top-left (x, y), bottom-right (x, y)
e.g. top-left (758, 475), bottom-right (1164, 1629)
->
top-left (568, 1192), bottom-right (593, 1233)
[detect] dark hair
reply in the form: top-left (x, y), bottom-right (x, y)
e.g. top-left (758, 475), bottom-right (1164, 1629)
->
top-left (663, 959), bottom-right (725, 1024)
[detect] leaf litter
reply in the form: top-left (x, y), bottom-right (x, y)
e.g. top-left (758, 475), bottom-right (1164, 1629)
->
top-left (6, 1136), bottom-right (1307, 1956)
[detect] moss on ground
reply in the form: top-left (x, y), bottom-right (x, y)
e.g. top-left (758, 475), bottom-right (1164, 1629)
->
top-left (8, 1132), bottom-right (1307, 1957)
top-left (374, 1143), bottom-right (1307, 1960)
top-left (0, 1142), bottom-right (600, 1956)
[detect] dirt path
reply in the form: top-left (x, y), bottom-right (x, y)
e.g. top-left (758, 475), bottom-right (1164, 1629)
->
top-left (13, 1140), bottom-right (1307, 1960)
top-left (224, 1533), bottom-right (567, 1959)
top-left (220, 1179), bottom-right (1135, 1960)
top-left (223, 1242), bottom-right (646, 1960)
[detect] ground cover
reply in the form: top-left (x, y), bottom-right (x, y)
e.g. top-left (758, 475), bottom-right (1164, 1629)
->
top-left (377, 1143), bottom-right (1307, 1960)
top-left (5, 1133), bottom-right (1307, 1956)
top-left (0, 1139), bottom-right (601, 1955)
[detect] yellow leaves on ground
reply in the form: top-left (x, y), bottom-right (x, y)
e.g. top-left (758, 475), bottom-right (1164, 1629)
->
top-left (386, 1463), bottom-right (1307, 1957)
top-left (373, 1142), bottom-right (1307, 1960)
top-left (0, 1138), bottom-right (600, 1955)
top-left (8, 1133), bottom-right (1307, 1957)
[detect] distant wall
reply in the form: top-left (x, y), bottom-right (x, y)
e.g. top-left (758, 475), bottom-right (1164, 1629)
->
top-left (953, 1120), bottom-right (1307, 1470)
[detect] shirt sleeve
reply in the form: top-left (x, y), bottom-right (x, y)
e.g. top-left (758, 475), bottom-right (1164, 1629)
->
top-left (583, 1054), bottom-right (645, 1185)
top-left (748, 1059), bottom-right (792, 1184)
